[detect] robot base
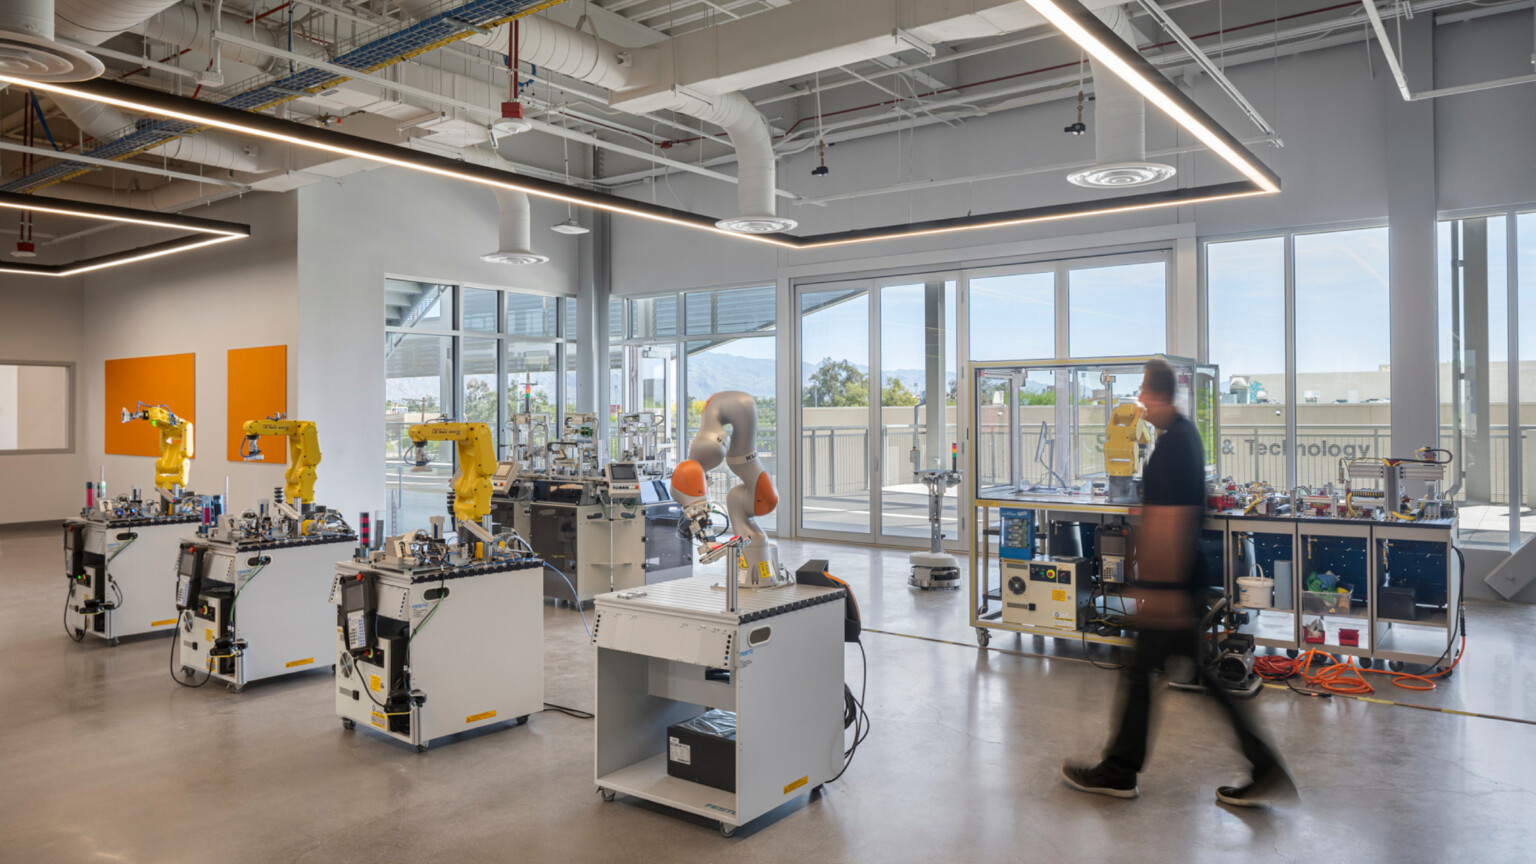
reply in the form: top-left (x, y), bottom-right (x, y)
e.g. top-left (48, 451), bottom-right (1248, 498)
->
top-left (909, 552), bottom-right (961, 590)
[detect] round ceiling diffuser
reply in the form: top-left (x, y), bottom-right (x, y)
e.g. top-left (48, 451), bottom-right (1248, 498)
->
top-left (714, 215), bottom-right (797, 234)
top-left (1066, 161), bottom-right (1177, 189)
top-left (0, 30), bottom-right (103, 82)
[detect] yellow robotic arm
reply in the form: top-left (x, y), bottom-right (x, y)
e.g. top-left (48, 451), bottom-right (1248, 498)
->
top-left (1104, 400), bottom-right (1153, 502)
top-left (242, 415), bottom-right (321, 504)
top-left (121, 404), bottom-right (194, 491)
top-left (408, 422), bottom-right (496, 525)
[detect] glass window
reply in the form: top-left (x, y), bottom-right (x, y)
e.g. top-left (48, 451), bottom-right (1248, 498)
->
top-left (1439, 217), bottom-right (1510, 545)
top-left (1068, 260), bottom-right (1166, 357)
top-left (1207, 237), bottom-right (1288, 488)
top-left (462, 288), bottom-right (498, 332)
top-left (1520, 213), bottom-right (1536, 544)
top-left (462, 337), bottom-right (499, 429)
top-left (630, 295), bottom-right (678, 339)
top-left (800, 287), bottom-right (871, 535)
top-left (507, 342), bottom-right (558, 418)
top-left (385, 279), bottom-right (453, 331)
top-left (609, 298), bottom-right (625, 342)
top-left (969, 270), bottom-right (1054, 360)
top-left (385, 333), bottom-right (453, 531)
top-left (563, 297), bottom-right (578, 342)
top-left (685, 285), bottom-right (776, 335)
top-left (880, 280), bottom-right (958, 540)
top-left (1295, 226), bottom-right (1391, 488)
top-left (506, 293), bottom-right (558, 337)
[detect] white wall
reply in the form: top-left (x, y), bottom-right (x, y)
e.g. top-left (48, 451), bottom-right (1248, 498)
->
top-left (0, 277), bottom-right (84, 523)
top-left (78, 192), bottom-right (299, 515)
top-left (296, 167), bottom-right (582, 523)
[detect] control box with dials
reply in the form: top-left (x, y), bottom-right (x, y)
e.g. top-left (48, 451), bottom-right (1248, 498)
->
top-left (1001, 557), bottom-right (1090, 631)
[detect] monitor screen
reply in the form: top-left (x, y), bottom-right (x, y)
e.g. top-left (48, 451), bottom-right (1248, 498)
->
top-left (609, 463), bottom-right (637, 481)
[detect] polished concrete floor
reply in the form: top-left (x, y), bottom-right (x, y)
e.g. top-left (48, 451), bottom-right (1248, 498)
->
top-left (2, 524), bottom-right (1533, 863)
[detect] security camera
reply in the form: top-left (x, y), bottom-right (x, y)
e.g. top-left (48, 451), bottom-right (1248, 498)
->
top-left (1064, 121), bottom-right (1086, 136)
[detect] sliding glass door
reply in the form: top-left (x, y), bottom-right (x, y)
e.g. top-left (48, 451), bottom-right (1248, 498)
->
top-left (796, 276), bottom-right (960, 548)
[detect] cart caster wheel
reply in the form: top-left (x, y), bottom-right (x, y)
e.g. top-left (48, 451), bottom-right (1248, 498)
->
top-left (1285, 649), bottom-right (1299, 659)
top-left (975, 628), bottom-right (991, 648)
top-left (74, 628), bottom-right (84, 640)
top-left (516, 715), bottom-right (529, 726)
top-left (227, 683), bottom-right (243, 693)
top-left (1437, 666), bottom-right (1454, 679)
top-left (812, 784), bottom-right (825, 796)
top-left (181, 666), bottom-right (196, 679)
top-left (342, 718), bottom-right (356, 730)
top-left (599, 788), bottom-right (616, 802)
top-left (109, 638), bottom-right (121, 647)
top-left (1358, 657), bottom-right (1373, 670)
top-left (719, 823), bottom-right (736, 838)
top-left (1388, 660), bottom-right (1406, 672)
top-left (416, 744), bottom-right (428, 753)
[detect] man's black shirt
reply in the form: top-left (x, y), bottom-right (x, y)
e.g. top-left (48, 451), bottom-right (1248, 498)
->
top-left (1140, 411), bottom-right (1206, 592)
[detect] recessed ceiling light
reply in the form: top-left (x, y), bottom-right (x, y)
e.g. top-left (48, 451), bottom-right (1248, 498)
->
top-left (716, 215), bottom-right (799, 234)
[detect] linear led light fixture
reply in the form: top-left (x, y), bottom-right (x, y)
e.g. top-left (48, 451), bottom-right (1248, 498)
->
top-left (0, 191), bottom-right (249, 277)
top-left (1022, 0), bottom-right (1279, 193)
top-left (0, 6), bottom-right (1276, 251)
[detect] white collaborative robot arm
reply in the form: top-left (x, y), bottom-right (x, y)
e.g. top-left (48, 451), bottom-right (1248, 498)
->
top-left (670, 391), bottom-right (781, 586)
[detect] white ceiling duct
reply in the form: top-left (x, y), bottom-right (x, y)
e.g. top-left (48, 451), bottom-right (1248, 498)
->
top-left (51, 92), bottom-right (272, 173)
top-left (129, 3), bottom-right (327, 75)
top-left (1067, 5), bottom-right (1175, 189)
top-left (53, 0), bottom-right (181, 47)
top-left (482, 188), bottom-right (548, 266)
top-left (0, 0), bottom-right (102, 82)
top-left (394, 2), bottom-right (794, 233)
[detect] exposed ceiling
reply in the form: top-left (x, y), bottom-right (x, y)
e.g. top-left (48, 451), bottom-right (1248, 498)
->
top-left (0, 0), bottom-right (1522, 226)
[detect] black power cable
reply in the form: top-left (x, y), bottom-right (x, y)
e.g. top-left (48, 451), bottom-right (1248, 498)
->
top-left (169, 611), bottom-right (214, 688)
top-left (542, 703), bottom-right (594, 719)
top-left (63, 585), bottom-right (85, 642)
top-left (826, 638), bottom-right (870, 785)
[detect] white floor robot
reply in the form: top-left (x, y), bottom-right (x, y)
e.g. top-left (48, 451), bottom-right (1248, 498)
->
top-left (909, 468), bottom-right (962, 590)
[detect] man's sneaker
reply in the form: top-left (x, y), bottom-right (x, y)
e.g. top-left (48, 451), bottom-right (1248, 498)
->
top-left (1216, 763), bottom-right (1299, 808)
top-left (1060, 762), bottom-right (1138, 799)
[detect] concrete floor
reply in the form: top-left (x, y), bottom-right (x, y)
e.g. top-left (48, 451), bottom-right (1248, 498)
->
top-left (2, 524), bottom-right (1534, 863)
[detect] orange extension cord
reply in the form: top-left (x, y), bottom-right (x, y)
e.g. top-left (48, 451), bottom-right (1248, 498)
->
top-left (1253, 638), bottom-right (1466, 694)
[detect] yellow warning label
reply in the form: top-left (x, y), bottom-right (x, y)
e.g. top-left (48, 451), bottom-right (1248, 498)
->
top-left (151, 618), bottom-right (178, 627)
top-left (465, 710), bottom-right (497, 724)
top-left (758, 561), bottom-right (772, 581)
top-left (205, 628), bottom-right (216, 642)
top-left (286, 657), bottom-right (315, 669)
top-left (370, 711), bottom-right (387, 729)
top-left (783, 776), bottom-right (809, 795)
top-left (369, 674), bottom-right (382, 692)
top-left (1051, 589), bottom-right (1067, 602)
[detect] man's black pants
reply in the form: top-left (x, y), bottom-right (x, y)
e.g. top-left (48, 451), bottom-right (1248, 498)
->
top-left (1101, 626), bottom-right (1278, 783)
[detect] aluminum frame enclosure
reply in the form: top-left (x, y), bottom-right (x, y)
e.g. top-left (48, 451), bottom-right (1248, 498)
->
top-left (592, 576), bottom-right (846, 831)
top-left (175, 536), bottom-right (356, 689)
top-left (332, 559), bottom-right (544, 751)
top-left (64, 515), bottom-right (197, 643)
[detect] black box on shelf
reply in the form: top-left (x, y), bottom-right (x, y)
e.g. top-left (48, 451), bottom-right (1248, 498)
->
top-left (1379, 585), bottom-right (1418, 621)
top-left (666, 709), bottom-right (736, 793)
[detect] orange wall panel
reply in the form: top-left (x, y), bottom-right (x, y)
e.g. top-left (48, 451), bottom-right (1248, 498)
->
top-left (104, 353), bottom-right (196, 457)
top-left (227, 345), bottom-right (288, 463)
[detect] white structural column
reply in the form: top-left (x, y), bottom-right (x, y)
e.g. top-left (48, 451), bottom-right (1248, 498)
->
top-left (1385, 15), bottom-right (1437, 467)
top-left (577, 210), bottom-right (612, 455)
